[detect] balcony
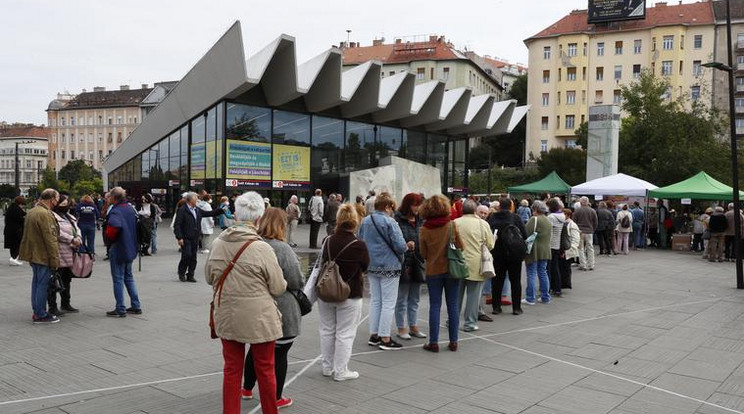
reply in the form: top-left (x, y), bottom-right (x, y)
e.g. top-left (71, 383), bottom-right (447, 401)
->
top-left (737, 84), bottom-right (744, 93)
top-left (736, 106), bottom-right (744, 114)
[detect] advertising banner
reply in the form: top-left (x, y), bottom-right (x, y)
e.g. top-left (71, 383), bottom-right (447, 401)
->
top-left (191, 142), bottom-right (206, 180)
top-left (226, 140), bottom-right (271, 182)
top-left (272, 144), bottom-right (310, 189)
top-left (588, 0), bottom-right (645, 24)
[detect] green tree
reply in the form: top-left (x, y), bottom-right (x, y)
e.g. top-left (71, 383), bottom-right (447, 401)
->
top-left (619, 69), bottom-right (729, 186)
top-left (574, 121), bottom-right (588, 149)
top-left (467, 167), bottom-right (541, 194)
top-left (37, 167), bottom-right (65, 193)
top-left (58, 159), bottom-right (100, 184)
top-left (536, 147), bottom-right (587, 185)
top-left (508, 74), bottom-right (528, 105)
top-left (0, 184), bottom-right (16, 199)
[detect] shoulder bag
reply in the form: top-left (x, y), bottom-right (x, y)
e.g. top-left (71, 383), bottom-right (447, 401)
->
top-left (70, 218), bottom-right (95, 278)
top-left (447, 222), bottom-right (469, 279)
top-left (480, 225), bottom-right (495, 279)
top-left (315, 238), bottom-right (357, 302)
top-left (525, 218), bottom-right (538, 254)
top-left (209, 239), bottom-right (255, 339)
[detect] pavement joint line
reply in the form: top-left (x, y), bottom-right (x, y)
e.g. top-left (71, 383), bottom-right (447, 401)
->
top-left (470, 333), bottom-right (744, 414)
top-left (0, 296), bottom-right (724, 408)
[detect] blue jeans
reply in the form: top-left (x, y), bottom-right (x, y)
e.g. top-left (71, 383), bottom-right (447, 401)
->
top-left (633, 224), bottom-right (643, 248)
top-left (395, 282), bottom-right (421, 328)
top-left (151, 223), bottom-right (158, 253)
top-left (79, 224), bottom-right (96, 254)
top-left (426, 274), bottom-right (459, 343)
top-left (31, 264), bottom-right (52, 319)
top-left (525, 260), bottom-right (550, 303)
top-left (109, 249), bottom-right (141, 313)
top-left (367, 272), bottom-right (399, 337)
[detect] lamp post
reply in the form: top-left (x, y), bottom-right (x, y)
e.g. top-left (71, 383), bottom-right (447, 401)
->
top-left (703, 0), bottom-right (743, 289)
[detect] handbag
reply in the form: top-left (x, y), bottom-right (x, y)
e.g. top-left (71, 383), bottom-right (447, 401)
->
top-left (71, 250), bottom-right (95, 278)
top-left (525, 218), bottom-right (538, 254)
top-left (210, 239), bottom-right (256, 339)
top-left (447, 222), bottom-right (469, 279)
top-left (290, 289), bottom-right (312, 316)
top-left (480, 226), bottom-right (495, 279)
top-left (402, 252), bottom-right (425, 284)
top-left (49, 271), bottom-right (66, 293)
top-left (315, 237), bottom-right (356, 302)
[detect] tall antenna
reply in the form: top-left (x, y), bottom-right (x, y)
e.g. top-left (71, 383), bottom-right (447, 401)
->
top-left (346, 29), bottom-right (352, 48)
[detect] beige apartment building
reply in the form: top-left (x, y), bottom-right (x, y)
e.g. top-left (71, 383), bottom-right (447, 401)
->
top-left (712, 0), bottom-right (744, 137)
top-left (525, 1), bottom-right (716, 159)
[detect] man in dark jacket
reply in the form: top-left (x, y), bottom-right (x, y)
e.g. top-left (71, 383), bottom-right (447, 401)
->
top-left (487, 198), bottom-right (528, 315)
top-left (324, 193), bottom-right (341, 236)
top-left (174, 192), bottom-right (223, 282)
top-left (104, 187), bottom-right (141, 317)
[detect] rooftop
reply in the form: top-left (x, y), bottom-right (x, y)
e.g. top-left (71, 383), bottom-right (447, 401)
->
top-left (526, 1), bottom-right (714, 43)
top-left (342, 35), bottom-right (467, 65)
top-left (64, 87), bottom-right (152, 110)
top-left (0, 125), bottom-right (49, 139)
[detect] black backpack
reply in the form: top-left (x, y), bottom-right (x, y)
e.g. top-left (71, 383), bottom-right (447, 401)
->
top-left (620, 214), bottom-right (631, 229)
top-left (560, 222), bottom-right (571, 251)
top-left (500, 223), bottom-right (527, 260)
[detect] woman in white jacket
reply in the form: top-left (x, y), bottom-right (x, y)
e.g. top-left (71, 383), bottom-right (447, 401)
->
top-left (197, 194), bottom-right (215, 254)
top-left (615, 204), bottom-right (634, 255)
top-left (561, 208), bottom-right (581, 290)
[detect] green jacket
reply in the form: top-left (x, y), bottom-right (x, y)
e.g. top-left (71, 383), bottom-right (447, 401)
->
top-left (525, 215), bottom-right (552, 263)
top-left (19, 203), bottom-right (60, 269)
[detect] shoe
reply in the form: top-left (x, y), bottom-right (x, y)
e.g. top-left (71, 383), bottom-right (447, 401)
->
top-left (106, 310), bottom-right (126, 317)
top-left (277, 397), bottom-right (293, 409)
top-left (178, 274), bottom-right (186, 282)
top-left (462, 325), bottom-right (479, 332)
top-left (8, 258), bottom-right (21, 266)
top-left (589, 267), bottom-right (595, 271)
top-left (333, 370), bottom-right (359, 381)
top-left (538, 297), bottom-right (552, 304)
top-left (142, 252), bottom-right (151, 256)
top-left (553, 291), bottom-right (563, 298)
top-left (241, 389), bottom-right (253, 400)
top-left (448, 342), bottom-right (458, 352)
top-left (48, 307), bottom-right (65, 317)
top-left (491, 306), bottom-right (502, 315)
top-left (368, 335), bottom-right (381, 346)
top-left (423, 343), bottom-right (439, 353)
top-left (126, 307), bottom-right (143, 315)
top-left (521, 299), bottom-right (536, 306)
top-left (397, 332), bottom-right (412, 340)
top-left (409, 330), bottom-right (427, 338)
top-left (512, 308), bottom-right (523, 315)
top-left (578, 266), bottom-right (587, 271)
top-left (322, 368), bottom-right (333, 377)
top-left (501, 297), bottom-right (512, 305)
top-left (379, 339), bottom-right (403, 350)
top-left (186, 277), bottom-right (197, 283)
top-left (33, 315), bottom-right (60, 324)
top-left (478, 313), bottom-right (493, 322)
top-left (60, 304), bottom-right (79, 313)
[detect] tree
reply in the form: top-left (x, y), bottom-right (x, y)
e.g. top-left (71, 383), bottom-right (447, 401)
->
top-left (467, 167), bottom-right (541, 194)
top-left (37, 167), bottom-right (65, 193)
top-left (536, 147), bottom-right (587, 185)
top-left (574, 121), bottom-right (588, 149)
top-left (0, 184), bottom-right (16, 199)
top-left (58, 159), bottom-right (100, 184)
top-left (619, 70), bottom-right (729, 186)
top-left (508, 75), bottom-right (528, 105)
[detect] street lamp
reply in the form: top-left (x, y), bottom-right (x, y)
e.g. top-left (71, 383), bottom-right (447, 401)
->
top-left (703, 0), bottom-right (743, 289)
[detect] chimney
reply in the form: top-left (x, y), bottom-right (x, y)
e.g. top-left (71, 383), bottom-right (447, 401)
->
top-left (120, 85), bottom-right (130, 91)
top-left (373, 39), bottom-right (384, 46)
top-left (141, 83), bottom-right (149, 89)
top-left (395, 38), bottom-right (402, 44)
top-left (82, 88), bottom-right (87, 93)
top-left (93, 86), bottom-right (106, 92)
top-left (349, 42), bottom-right (356, 48)
top-left (429, 35), bottom-right (438, 42)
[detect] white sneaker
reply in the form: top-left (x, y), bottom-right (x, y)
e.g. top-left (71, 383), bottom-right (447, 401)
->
top-left (521, 299), bottom-right (536, 306)
top-left (333, 370), bottom-right (359, 381)
top-left (8, 258), bottom-right (21, 266)
top-left (322, 368), bottom-right (333, 377)
top-left (200, 249), bottom-right (210, 254)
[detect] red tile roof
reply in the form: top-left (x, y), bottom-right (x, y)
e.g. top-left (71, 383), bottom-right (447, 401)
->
top-left (343, 38), bottom-right (464, 65)
top-left (484, 57), bottom-right (528, 73)
top-left (526, 1), bottom-right (714, 43)
top-left (0, 126), bottom-right (49, 139)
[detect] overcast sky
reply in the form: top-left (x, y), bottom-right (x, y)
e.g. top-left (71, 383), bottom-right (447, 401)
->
top-left (3, 0), bottom-right (685, 125)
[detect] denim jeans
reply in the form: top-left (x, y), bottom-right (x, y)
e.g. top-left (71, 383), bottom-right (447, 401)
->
top-left (79, 224), bottom-right (96, 254)
top-left (457, 279), bottom-right (484, 329)
top-left (395, 282), bottom-right (422, 328)
top-left (109, 248), bottom-right (141, 313)
top-left (426, 274), bottom-right (459, 343)
top-left (525, 260), bottom-right (550, 303)
top-left (31, 263), bottom-right (52, 319)
top-left (367, 272), bottom-right (399, 337)
top-left (633, 225), bottom-right (644, 247)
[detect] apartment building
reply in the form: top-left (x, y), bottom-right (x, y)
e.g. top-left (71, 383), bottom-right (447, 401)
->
top-left (712, 0), bottom-right (744, 137)
top-left (524, 1), bottom-right (715, 158)
top-left (0, 125), bottom-right (49, 193)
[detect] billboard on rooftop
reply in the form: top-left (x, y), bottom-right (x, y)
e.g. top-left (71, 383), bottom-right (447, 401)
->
top-left (588, 0), bottom-right (646, 24)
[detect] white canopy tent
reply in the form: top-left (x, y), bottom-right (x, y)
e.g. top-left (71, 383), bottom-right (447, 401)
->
top-left (571, 173), bottom-right (658, 197)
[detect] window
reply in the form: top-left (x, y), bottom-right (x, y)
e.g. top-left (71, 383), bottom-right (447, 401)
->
top-left (581, 90), bottom-right (586, 104)
top-left (634, 39), bottom-right (642, 54)
top-left (582, 67), bottom-right (587, 81)
top-left (567, 43), bottom-right (577, 57)
top-left (694, 35), bottom-right (702, 49)
top-left (98, 115), bottom-right (102, 125)
top-left (416, 68), bottom-right (425, 80)
top-left (558, 68), bottom-right (562, 81)
top-left (691, 86), bottom-right (701, 102)
top-left (596, 67), bottom-right (604, 81)
top-left (614, 65), bottom-right (622, 80)
top-left (134, 117), bottom-right (138, 124)
top-left (736, 98), bottom-right (744, 108)
top-left (663, 35), bottom-right (674, 50)
top-left (542, 93), bottom-right (549, 106)
top-left (738, 55), bottom-right (744, 69)
top-left (597, 42), bottom-right (605, 56)
top-left (681, 35), bottom-right (684, 49)
top-left (633, 64), bottom-right (642, 79)
top-left (737, 77), bottom-right (744, 87)
top-left (540, 140), bottom-right (548, 152)
top-left (226, 103), bottom-right (271, 142)
top-left (613, 90), bottom-right (622, 104)
top-left (583, 42), bottom-right (587, 56)
top-left (543, 46), bottom-right (551, 59)
top-left (117, 132), bottom-right (122, 143)
top-left (693, 60), bottom-right (702, 76)
top-left (272, 110), bottom-right (311, 146)
top-left (662, 60), bottom-right (673, 76)
top-left (61, 150), bottom-right (65, 159)
top-left (652, 37), bottom-right (657, 51)
top-left (107, 133), bottom-right (112, 143)
top-left (98, 133), bottom-right (102, 142)
top-left (71, 150), bottom-right (75, 159)
top-left (107, 116), bottom-right (112, 125)
top-left (595, 90), bottom-right (604, 104)
top-left (566, 90), bottom-right (576, 105)
top-left (615, 41), bottom-right (623, 55)
top-left (117, 116), bottom-right (123, 125)
top-left (443, 67), bottom-right (450, 80)
top-left (541, 117), bottom-right (549, 130)
top-left (737, 118), bottom-right (744, 129)
top-left (542, 70), bottom-right (550, 83)
top-left (61, 117), bottom-right (66, 126)
top-left (565, 115), bottom-right (575, 130)
top-left (70, 116), bottom-right (75, 126)
top-left (567, 67), bottom-right (576, 81)
top-left (557, 91), bottom-right (561, 105)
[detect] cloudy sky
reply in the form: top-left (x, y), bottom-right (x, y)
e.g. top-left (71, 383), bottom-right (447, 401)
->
top-left (3, 0), bottom-right (678, 125)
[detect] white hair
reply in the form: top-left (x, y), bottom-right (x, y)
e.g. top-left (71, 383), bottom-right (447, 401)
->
top-left (234, 191), bottom-right (265, 222)
top-left (579, 196), bottom-right (589, 206)
top-left (490, 201), bottom-right (500, 209)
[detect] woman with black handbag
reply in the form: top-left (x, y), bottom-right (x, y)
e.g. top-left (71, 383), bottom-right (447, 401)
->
top-left (393, 193), bottom-right (427, 340)
top-left (242, 207), bottom-right (304, 409)
top-left (48, 195), bottom-right (83, 315)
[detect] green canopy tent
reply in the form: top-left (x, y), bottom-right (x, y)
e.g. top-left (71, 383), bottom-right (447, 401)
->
top-left (648, 171), bottom-right (744, 201)
top-left (507, 171), bottom-right (571, 194)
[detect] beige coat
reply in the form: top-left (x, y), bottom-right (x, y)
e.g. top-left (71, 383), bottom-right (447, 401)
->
top-left (19, 203), bottom-right (59, 269)
top-left (205, 225), bottom-right (287, 344)
top-left (453, 214), bottom-right (494, 282)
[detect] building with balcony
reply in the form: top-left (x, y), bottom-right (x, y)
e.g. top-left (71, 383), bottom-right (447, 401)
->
top-left (524, 1), bottom-right (715, 159)
top-left (712, 0), bottom-right (744, 138)
top-left (0, 125), bottom-right (49, 194)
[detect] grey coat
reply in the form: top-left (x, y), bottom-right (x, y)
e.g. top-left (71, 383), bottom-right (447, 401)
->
top-left (264, 238), bottom-right (304, 339)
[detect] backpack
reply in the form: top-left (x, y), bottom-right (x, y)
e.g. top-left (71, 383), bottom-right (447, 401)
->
top-left (709, 214), bottom-right (727, 233)
top-left (560, 222), bottom-right (571, 251)
top-left (500, 223), bottom-right (527, 260)
top-left (620, 214), bottom-right (631, 229)
top-left (316, 239), bottom-right (356, 302)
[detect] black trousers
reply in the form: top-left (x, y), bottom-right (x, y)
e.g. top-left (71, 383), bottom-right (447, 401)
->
top-left (178, 238), bottom-right (199, 279)
top-left (549, 249), bottom-right (562, 294)
top-left (559, 256), bottom-right (572, 289)
top-left (48, 267), bottom-right (73, 308)
top-left (598, 229), bottom-right (613, 254)
top-left (8, 245), bottom-right (19, 259)
top-left (492, 258), bottom-right (522, 310)
top-left (726, 236), bottom-right (735, 259)
top-left (244, 340), bottom-right (294, 397)
top-left (309, 221), bottom-right (322, 248)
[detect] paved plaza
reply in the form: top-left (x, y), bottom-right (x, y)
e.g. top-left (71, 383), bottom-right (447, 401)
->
top-left (2, 223), bottom-right (744, 413)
